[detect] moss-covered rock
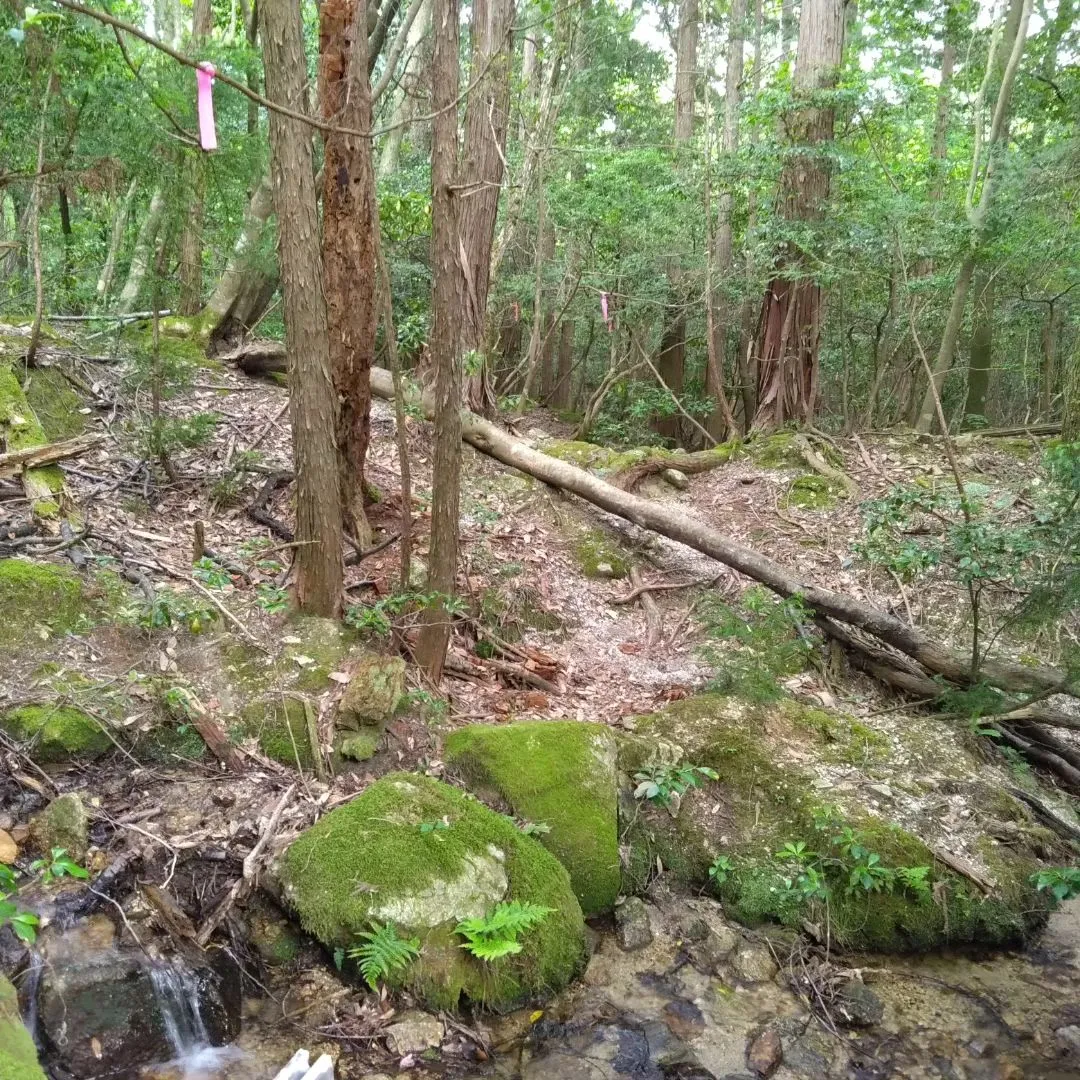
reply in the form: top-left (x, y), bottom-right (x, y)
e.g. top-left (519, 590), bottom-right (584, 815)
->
top-left (541, 440), bottom-right (666, 475)
top-left (338, 731), bottom-right (380, 761)
top-left (781, 474), bottom-right (842, 510)
top-left (337, 655), bottom-right (406, 729)
top-left (0, 974), bottom-right (47, 1080)
top-left (1, 703), bottom-right (111, 763)
top-left (576, 529), bottom-right (629, 579)
top-left (280, 772), bottom-right (586, 1011)
top-left (618, 694), bottom-right (1051, 953)
top-left (445, 721), bottom-right (620, 917)
top-left (30, 792), bottom-right (90, 861)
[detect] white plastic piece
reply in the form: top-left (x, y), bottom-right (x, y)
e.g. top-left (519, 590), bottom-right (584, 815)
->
top-left (271, 1049), bottom-right (310, 1080)
top-left (299, 1052), bottom-right (335, 1080)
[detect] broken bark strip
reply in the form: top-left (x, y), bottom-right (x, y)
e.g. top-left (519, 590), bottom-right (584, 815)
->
top-left (162, 686), bottom-right (245, 772)
top-left (0, 433), bottom-right (104, 472)
top-left (367, 366), bottom-right (1075, 702)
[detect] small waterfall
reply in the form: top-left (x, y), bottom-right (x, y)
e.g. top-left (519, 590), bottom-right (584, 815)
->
top-left (20, 951), bottom-right (44, 1047)
top-left (149, 962), bottom-right (212, 1060)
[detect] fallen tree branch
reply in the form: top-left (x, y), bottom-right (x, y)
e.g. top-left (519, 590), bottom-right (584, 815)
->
top-left (366, 365), bottom-right (1076, 702)
top-left (612, 575), bottom-right (713, 605)
top-left (629, 565), bottom-right (663, 648)
top-left (0, 433), bottom-right (104, 472)
top-left (615, 447), bottom-right (738, 491)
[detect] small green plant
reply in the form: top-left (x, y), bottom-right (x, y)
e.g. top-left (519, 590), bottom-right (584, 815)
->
top-left (455, 900), bottom-right (553, 960)
top-left (633, 762), bottom-right (719, 809)
top-left (347, 921), bottom-right (421, 990)
top-left (708, 854), bottom-right (733, 884)
top-left (192, 557), bottom-right (232, 589)
top-left (418, 818), bottom-right (450, 835)
top-left (30, 847), bottom-right (89, 886)
top-left (255, 583), bottom-right (290, 615)
top-left (520, 820), bottom-right (552, 837)
top-left (130, 589), bottom-right (219, 634)
top-left (405, 688), bottom-right (450, 722)
top-left (698, 587), bottom-right (815, 703)
top-left (895, 865), bottom-right (932, 900)
top-left (345, 590), bottom-right (467, 638)
top-left (0, 864), bottom-right (40, 944)
top-left (1032, 867), bottom-right (1080, 903)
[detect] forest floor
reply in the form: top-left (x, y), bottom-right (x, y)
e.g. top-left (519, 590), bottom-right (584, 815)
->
top-left (3, 324), bottom-right (1080, 1080)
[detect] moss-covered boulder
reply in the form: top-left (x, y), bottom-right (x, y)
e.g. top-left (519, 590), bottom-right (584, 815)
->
top-left (1, 704), bottom-right (111, 763)
top-left (30, 792), bottom-right (89, 861)
top-left (239, 695), bottom-right (314, 770)
top-left (0, 974), bottom-right (47, 1080)
top-left (280, 772), bottom-right (586, 1010)
top-left (337, 655), bottom-right (406, 729)
top-left (618, 694), bottom-right (1052, 953)
top-left (445, 721), bottom-right (620, 917)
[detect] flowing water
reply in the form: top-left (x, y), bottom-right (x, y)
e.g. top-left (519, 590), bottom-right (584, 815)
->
top-left (147, 962), bottom-right (246, 1080)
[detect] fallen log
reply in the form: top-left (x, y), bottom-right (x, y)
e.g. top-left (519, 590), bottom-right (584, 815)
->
top-left (0, 433), bottom-right (104, 472)
top-left (629, 565), bottom-right (663, 648)
top-left (367, 365), bottom-right (1076, 703)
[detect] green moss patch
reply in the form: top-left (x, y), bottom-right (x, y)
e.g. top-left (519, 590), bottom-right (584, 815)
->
top-left (1, 703), bottom-right (111, 763)
top-left (781, 474), bottom-right (843, 510)
top-left (25, 367), bottom-right (86, 440)
top-left (337, 655), bottom-right (406, 729)
top-left (0, 974), bottom-right (47, 1080)
top-left (280, 772), bottom-right (586, 1010)
top-left (576, 529), bottom-right (629, 579)
top-left (618, 694), bottom-right (1051, 952)
top-left (445, 721), bottom-right (620, 917)
top-left (0, 559), bottom-right (129, 648)
top-left (239, 696), bottom-right (313, 769)
top-left (30, 792), bottom-right (89, 861)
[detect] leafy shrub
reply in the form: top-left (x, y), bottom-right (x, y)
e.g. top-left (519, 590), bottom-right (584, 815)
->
top-left (1032, 867), bottom-right (1080, 903)
top-left (633, 762), bottom-right (718, 810)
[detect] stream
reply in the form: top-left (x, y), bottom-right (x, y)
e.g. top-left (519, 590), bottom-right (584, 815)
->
top-left (109, 891), bottom-right (1080, 1080)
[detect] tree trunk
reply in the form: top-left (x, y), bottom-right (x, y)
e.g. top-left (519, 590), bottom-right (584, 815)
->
top-left (706, 0), bottom-right (746, 440)
top-left (201, 174), bottom-right (276, 346)
top-left (116, 188), bottom-right (165, 315)
top-left (414, 0), bottom-right (463, 680)
top-left (654, 0), bottom-right (697, 440)
top-left (1040, 300), bottom-right (1060, 419)
top-left (915, 0), bottom-right (1031, 432)
top-left (320, 0), bottom-right (378, 542)
top-left (458, 0), bottom-right (515, 414)
top-left (552, 318), bottom-right (574, 409)
top-left (963, 272), bottom-right (994, 424)
top-left (177, 0), bottom-right (212, 316)
top-left (752, 0), bottom-right (845, 431)
top-left (376, 0), bottom-right (432, 178)
top-left (260, 0), bottom-right (344, 617)
top-left (96, 177), bottom-right (137, 306)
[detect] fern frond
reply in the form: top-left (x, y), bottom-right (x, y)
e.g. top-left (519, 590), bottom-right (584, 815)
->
top-left (347, 920), bottom-right (421, 990)
top-left (454, 901), bottom-right (553, 961)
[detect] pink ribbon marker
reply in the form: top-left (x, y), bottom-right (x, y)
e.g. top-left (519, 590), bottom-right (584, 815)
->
top-left (196, 63), bottom-right (217, 151)
top-left (601, 291), bottom-right (612, 332)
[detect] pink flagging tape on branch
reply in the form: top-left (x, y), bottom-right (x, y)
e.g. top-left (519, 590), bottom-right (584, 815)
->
top-left (601, 291), bottom-right (612, 332)
top-left (196, 62), bottom-right (217, 151)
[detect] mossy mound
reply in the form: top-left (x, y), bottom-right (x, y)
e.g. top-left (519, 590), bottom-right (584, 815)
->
top-left (280, 772), bottom-right (586, 1011)
top-left (445, 721), bottom-right (620, 917)
top-left (0, 364), bottom-right (67, 520)
top-left (748, 432), bottom-right (843, 471)
top-left (0, 974), bottom-right (47, 1080)
top-left (238, 696), bottom-right (314, 770)
top-left (781, 474), bottom-right (843, 510)
top-left (1, 704), bottom-right (111, 763)
top-left (618, 694), bottom-right (1051, 952)
top-left (25, 367), bottom-right (85, 440)
top-left (0, 559), bottom-right (127, 648)
top-left (576, 529), bottom-right (629, 579)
